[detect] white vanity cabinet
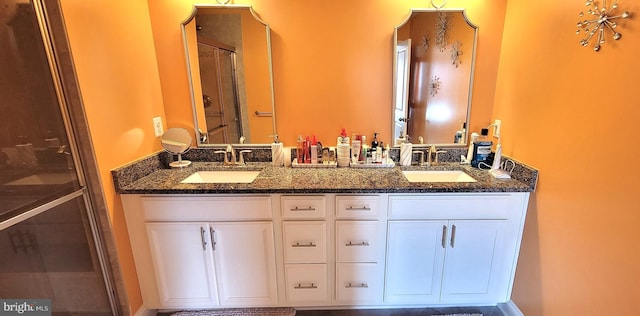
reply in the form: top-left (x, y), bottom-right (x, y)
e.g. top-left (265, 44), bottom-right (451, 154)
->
top-left (122, 195), bottom-right (278, 309)
top-left (121, 191), bottom-right (529, 311)
top-left (385, 193), bottom-right (528, 305)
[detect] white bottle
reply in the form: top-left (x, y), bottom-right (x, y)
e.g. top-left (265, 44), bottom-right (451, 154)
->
top-left (337, 136), bottom-right (350, 167)
top-left (400, 142), bottom-right (413, 166)
top-left (464, 132), bottom-right (479, 163)
top-left (271, 135), bottom-right (284, 167)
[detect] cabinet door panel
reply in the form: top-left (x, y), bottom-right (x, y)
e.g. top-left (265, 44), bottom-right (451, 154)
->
top-left (385, 221), bottom-right (446, 304)
top-left (212, 222), bottom-right (278, 306)
top-left (146, 222), bottom-right (218, 308)
top-left (440, 220), bottom-right (506, 303)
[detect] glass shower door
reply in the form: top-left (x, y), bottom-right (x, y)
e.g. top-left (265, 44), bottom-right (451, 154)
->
top-left (0, 0), bottom-right (116, 315)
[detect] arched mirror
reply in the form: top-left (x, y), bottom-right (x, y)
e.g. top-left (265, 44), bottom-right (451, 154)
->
top-left (392, 9), bottom-right (477, 146)
top-left (182, 5), bottom-right (276, 147)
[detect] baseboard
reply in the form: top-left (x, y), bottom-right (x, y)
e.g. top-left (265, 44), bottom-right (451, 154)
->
top-left (134, 305), bottom-right (157, 316)
top-left (497, 300), bottom-right (524, 316)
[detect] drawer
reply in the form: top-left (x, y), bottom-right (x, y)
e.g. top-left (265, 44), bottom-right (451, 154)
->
top-left (335, 263), bottom-right (383, 303)
top-left (282, 221), bottom-right (327, 263)
top-left (285, 264), bottom-right (328, 303)
top-left (336, 221), bottom-right (379, 263)
top-left (336, 195), bottom-right (380, 219)
top-left (142, 196), bottom-right (272, 221)
top-left (281, 196), bottom-right (327, 219)
top-left (388, 194), bottom-right (512, 220)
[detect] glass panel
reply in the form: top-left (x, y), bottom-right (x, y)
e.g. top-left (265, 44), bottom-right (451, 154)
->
top-left (0, 196), bottom-right (112, 315)
top-left (0, 1), bottom-right (80, 222)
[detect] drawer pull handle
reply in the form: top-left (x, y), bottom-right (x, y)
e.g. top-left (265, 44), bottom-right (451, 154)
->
top-left (292, 242), bottom-right (317, 248)
top-left (345, 282), bottom-right (368, 288)
top-left (291, 206), bottom-right (316, 212)
top-left (346, 206), bottom-right (371, 211)
top-left (294, 283), bottom-right (317, 289)
top-left (345, 241), bottom-right (370, 247)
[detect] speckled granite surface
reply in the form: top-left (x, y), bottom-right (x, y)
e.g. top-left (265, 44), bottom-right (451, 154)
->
top-left (111, 148), bottom-right (538, 194)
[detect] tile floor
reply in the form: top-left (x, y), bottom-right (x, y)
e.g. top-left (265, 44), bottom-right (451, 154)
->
top-left (294, 306), bottom-right (503, 316)
top-left (159, 306), bottom-right (503, 316)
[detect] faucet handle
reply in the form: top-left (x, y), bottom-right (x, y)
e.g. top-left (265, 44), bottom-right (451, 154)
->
top-left (214, 150), bottom-right (229, 164)
top-left (238, 150), bottom-right (252, 165)
top-left (434, 149), bottom-right (447, 163)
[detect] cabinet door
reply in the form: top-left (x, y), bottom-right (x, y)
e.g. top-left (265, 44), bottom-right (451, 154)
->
top-left (385, 221), bottom-right (446, 304)
top-left (440, 220), bottom-right (507, 304)
top-left (146, 222), bottom-right (218, 308)
top-left (211, 221), bottom-right (278, 306)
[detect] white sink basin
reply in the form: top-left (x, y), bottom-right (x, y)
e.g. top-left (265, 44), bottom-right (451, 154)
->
top-left (402, 170), bottom-right (477, 183)
top-left (181, 170), bottom-right (261, 184)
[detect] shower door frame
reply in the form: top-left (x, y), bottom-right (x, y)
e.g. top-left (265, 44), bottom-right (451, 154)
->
top-left (0, 0), bottom-right (121, 314)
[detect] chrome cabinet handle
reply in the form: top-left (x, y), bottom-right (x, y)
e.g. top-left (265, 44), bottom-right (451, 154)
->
top-left (291, 206), bottom-right (316, 212)
top-left (346, 206), bottom-right (371, 211)
top-left (450, 224), bottom-right (457, 248)
top-left (209, 227), bottom-right (216, 251)
top-left (292, 242), bottom-right (316, 248)
top-left (345, 282), bottom-right (369, 288)
top-left (200, 227), bottom-right (207, 251)
top-left (345, 241), bottom-right (370, 247)
top-left (294, 283), bottom-right (318, 289)
top-left (442, 225), bottom-right (447, 248)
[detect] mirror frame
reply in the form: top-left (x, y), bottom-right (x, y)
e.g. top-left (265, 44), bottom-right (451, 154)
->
top-left (181, 4), bottom-right (277, 147)
top-left (392, 8), bottom-right (478, 147)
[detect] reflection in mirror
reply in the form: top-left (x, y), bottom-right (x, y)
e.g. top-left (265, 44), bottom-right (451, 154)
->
top-left (393, 9), bottom-right (477, 146)
top-left (162, 128), bottom-right (193, 168)
top-left (182, 5), bottom-right (276, 147)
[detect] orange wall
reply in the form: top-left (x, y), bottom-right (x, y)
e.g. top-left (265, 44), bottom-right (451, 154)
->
top-left (59, 0), bottom-right (166, 313)
top-left (151, 0), bottom-right (506, 146)
top-left (494, 1), bottom-right (640, 315)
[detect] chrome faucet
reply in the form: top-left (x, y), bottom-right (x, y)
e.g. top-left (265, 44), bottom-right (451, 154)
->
top-left (214, 144), bottom-right (251, 165)
top-left (427, 145), bottom-right (447, 167)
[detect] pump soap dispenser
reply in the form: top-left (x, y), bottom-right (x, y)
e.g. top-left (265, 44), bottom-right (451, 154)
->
top-left (271, 134), bottom-right (284, 167)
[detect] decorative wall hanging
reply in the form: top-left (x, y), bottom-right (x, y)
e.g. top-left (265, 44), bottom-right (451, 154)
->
top-left (576, 0), bottom-right (631, 51)
top-left (451, 41), bottom-right (463, 67)
top-left (431, 0), bottom-right (447, 9)
top-left (422, 32), bottom-right (430, 52)
top-left (430, 76), bottom-right (441, 97)
top-left (436, 12), bottom-right (452, 52)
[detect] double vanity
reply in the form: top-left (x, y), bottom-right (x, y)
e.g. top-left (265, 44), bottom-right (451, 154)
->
top-left (113, 150), bottom-right (537, 312)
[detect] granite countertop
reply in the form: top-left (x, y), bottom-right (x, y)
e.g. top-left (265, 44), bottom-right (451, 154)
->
top-left (112, 153), bottom-right (538, 195)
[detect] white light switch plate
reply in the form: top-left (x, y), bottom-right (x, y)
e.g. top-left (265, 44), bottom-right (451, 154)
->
top-left (152, 116), bottom-right (163, 137)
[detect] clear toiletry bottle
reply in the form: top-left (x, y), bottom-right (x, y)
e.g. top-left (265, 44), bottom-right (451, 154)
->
top-left (296, 135), bottom-right (304, 163)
